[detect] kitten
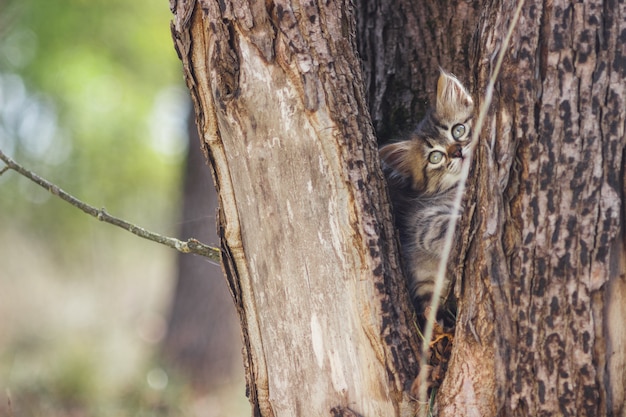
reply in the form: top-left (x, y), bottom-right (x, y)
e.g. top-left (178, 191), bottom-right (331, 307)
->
top-left (380, 70), bottom-right (474, 314)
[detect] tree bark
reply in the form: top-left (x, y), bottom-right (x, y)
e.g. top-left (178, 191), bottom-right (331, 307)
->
top-left (170, 0), bottom-right (626, 416)
top-left (435, 1), bottom-right (626, 416)
top-left (353, 1), bottom-right (626, 415)
top-left (171, 1), bottom-right (420, 416)
top-left (355, 0), bottom-right (481, 141)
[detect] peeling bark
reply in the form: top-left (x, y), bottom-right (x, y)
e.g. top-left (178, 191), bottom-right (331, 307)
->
top-left (171, 1), bottom-right (420, 416)
top-left (170, 1), bottom-right (626, 416)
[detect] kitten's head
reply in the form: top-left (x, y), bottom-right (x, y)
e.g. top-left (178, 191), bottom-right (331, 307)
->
top-left (380, 70), bottom-right (474, 195)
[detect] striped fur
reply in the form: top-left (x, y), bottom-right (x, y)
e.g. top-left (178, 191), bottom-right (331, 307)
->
top-left (380, 70), bottom-right (474, 312)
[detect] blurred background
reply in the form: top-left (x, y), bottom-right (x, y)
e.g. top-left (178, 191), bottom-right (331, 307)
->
top-left (0, 0), bottom-right (248, 415)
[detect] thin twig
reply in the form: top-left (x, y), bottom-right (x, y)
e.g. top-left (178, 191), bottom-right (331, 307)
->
top-left (416, 0), bottom-right (526, 408)
top-left (0, 148), bottom-right (221, 263)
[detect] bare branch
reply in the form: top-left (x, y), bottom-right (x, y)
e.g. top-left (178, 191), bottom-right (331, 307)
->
top-left (0, 148), bottom-right (221, 263)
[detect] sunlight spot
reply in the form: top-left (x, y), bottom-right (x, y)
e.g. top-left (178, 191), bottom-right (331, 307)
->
top-left (1, 28), bottom-right (38, 69)
top-left (82, 74), bottom-right (123, 116)
top-left (0, 73), bottom-right (70, 165)
top-left (146, 367), bottom-right (168, 390)
top-left (18, 96), bottom-right (58, 159)
top-left (148, 85), bottom-right (190, 159)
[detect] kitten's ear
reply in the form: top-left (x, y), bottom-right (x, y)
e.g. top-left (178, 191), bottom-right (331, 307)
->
top-left (380, 141), bottom-right (425, 191)
top-left (436, 69), bottom-right (473, 120)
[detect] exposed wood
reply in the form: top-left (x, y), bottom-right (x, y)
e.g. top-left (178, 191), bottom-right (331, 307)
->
top-left (170, 1), bottom-right (626, 416)
top-left (171, 1), bottom-right (420, 415)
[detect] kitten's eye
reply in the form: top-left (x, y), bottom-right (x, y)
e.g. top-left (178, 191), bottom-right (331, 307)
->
top-left (428, 151), bottom-right (444, 164)
top-left (451, 124), bottom-right (466, 139)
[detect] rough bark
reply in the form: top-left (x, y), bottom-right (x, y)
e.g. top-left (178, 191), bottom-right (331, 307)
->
top-left (436, 1), bottom-right (626, 416)
top-left (170, 0), bottom-right (626, 416)
top-left (170, 1), bottom-right (420, 416)
top-left (355, 0), bottom-right (481, 142)
top-left (162, 113), bottom-right (242, 390)
top-left (355, 0), bottom-right (626, 416)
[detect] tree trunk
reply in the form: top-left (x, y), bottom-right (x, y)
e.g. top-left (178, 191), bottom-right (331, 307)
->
top-left (355, 0), bottom-right (481, 141)
top-left (443, 1), bottom-right (626, 416)
top-left (170, 0), bottom-right (626, 416)
top-left (162, 111), bottom-right (243, 391)
top-left (171, 1), bottom-right (419, 416)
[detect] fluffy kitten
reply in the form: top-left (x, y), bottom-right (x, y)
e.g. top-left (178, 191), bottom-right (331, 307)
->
top-left (380, 70), bottom-right (474, 313)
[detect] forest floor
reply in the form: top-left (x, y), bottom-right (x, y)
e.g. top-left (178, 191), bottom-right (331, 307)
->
top-left (0, 225), bottom-right (249, 417)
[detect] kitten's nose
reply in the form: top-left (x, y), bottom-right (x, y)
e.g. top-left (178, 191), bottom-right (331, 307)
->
top-left (448, 144), bottom-right (463, 159)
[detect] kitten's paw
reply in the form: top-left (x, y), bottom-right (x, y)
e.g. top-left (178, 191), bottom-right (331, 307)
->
top-left (412, 314), bottom-right (455, 400)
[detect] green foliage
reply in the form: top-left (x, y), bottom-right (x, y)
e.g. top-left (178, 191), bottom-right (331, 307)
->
top-left (0, 0), bottom-right (188, 249)
top-left (0, 2), bottom-right (224, 415)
